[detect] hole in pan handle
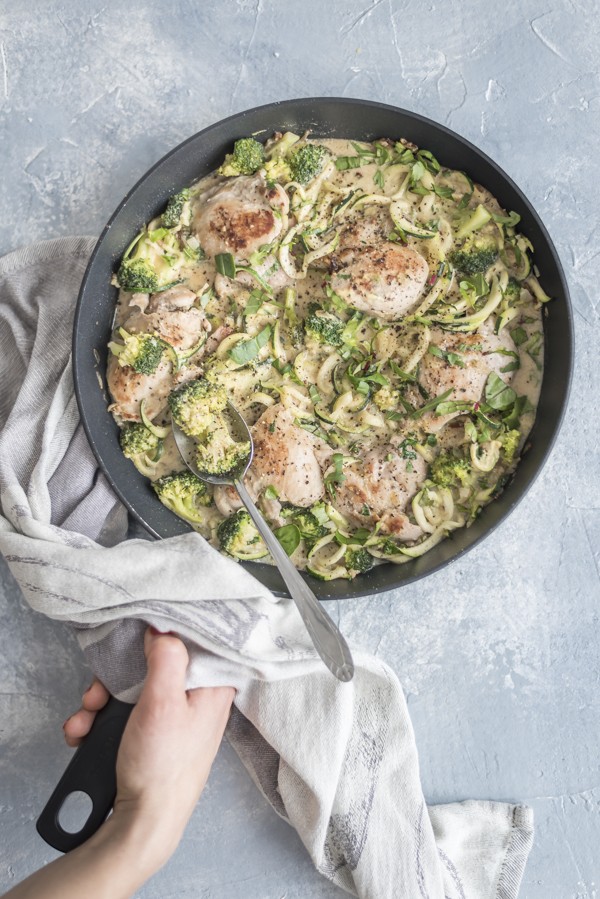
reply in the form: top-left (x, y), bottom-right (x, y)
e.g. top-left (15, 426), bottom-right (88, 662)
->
top-left (36, 697), bottom-right (134, 853)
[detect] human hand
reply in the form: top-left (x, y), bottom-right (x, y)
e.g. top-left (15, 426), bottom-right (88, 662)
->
top-left (7, 630), bottom-right (234, 899)
top-left (65, 628), bottom-right (235, 870)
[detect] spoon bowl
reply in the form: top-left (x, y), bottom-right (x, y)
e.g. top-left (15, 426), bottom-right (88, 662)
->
top-left (171, 405), bottom-right (355, 683)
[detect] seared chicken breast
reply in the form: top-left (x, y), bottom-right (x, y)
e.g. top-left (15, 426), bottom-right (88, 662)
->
top-left (334, 446), bottom-right (426, 539)
top-left (194, 173), bottom-right (289, 261)
top-left (327, 207), bottom-right (429, 320)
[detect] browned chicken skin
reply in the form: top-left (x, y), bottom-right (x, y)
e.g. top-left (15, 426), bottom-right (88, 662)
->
top-left (329, 209), bottom-right (429, 319)
top-left (193, 173), bottom-right (289, 260)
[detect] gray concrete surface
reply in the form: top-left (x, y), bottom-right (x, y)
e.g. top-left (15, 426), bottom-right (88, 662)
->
top-left (1, 0), bottom-right (599, 896)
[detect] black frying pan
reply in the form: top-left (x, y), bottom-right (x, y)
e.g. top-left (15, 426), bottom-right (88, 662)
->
top-left (37, 98), bottom-right (573, 852)
top-left (71, 97), bottom-right (573, 600)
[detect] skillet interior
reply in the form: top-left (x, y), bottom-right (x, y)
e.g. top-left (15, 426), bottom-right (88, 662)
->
top-left (73, 97), bottom-right (573, 599)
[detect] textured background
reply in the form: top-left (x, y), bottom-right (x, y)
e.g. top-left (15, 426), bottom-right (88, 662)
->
top-left (1, 0), bottom-right (599, 896)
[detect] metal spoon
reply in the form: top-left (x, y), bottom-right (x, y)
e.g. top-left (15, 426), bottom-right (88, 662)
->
top-left (172, 405), bottom-right (354, 682)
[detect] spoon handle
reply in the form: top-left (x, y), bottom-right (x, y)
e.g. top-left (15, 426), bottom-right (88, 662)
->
top-left (234, 478), bottom-right (354, 682)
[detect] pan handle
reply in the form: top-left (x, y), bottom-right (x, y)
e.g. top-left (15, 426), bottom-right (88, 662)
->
top-left (36, 697), bottom-right (134, 852)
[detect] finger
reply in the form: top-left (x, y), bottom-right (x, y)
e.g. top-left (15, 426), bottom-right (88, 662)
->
top-left (63, 707), bottom-right (98, 745)
top-left (187, 686), bottom-right (236, 741)
top-left (187, 685), bottom-right (236, 715)
top-left (142, 628), bottom-right (189, 703)
top-left (81, 679), bottom-right (110, 712)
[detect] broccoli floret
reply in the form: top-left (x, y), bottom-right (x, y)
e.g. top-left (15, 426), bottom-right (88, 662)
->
top-left (195, 422), bottom-right (250, 476)
top-left (263, 156), bottom-right (293, 183)
top-left (449, 233), bottom-right (498, 275)
top-left (108, 328), bottom-right (166, 375)
top-left (305, 307), bottom-right (345, 347)
top-left (288, 144), bottom-right (330, 185)
top-left (504, 277), bottom-right (522, 300)
top-left (116, 230), bottom-right (184, 292)
top-left (377, 538), bottom-right (403, 556)
top-left (117, 258), bottom-right (160, 293)
top-left (119, 423), bottom-right (164, 476)
top-left (373, 386), bottom-right (400, 412)
top-left (219, 138), bottom-right (265, 177)
top-left (120, 422), bottom-right (162, 459)
top-left (153, 470), bottom-right (212, 524)
top-left (168, 379), bottom-right (228, 438)
top-left (217, 509), bottom-right (268, 560)
top-left (293, 511), bottom-right (328, 539)
top-left (429, 451), bottom-right (472, 488)
top-left (169, 380), bottom-right (250, 475)
top-left (500, 428), bottom-right (520, 462)
top-left (344, 547), bottom-right (374, 574)
top-left (161, 189), bottom-right (191, 229)
top-left (280, 507), bottom-right (328, 543)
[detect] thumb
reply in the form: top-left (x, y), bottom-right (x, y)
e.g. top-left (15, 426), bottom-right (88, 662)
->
top-left (141, 627), bottom-right (189, 704)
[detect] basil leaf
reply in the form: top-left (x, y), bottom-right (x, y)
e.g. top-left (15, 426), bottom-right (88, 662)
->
top-left (492, 210), bottom-right (521, 227)
top-left (411, 160), bottom-right (425, 182)
top-left (446, 352), bottom-right (465, 367)
top-left (417, 148), bottom-right (441, 173)
top-left (325, 452), bottom-right (346, 498)
top-left (428, 345), bottom-right (444, 358)
top-left (245, 289), bottom-right (268, 317)
top-left (434, 400), bottom-right (473, 415)
top-left (294, 418), bottom-right (332, 444)
top-left (485, 372), bottom-right (517, 410)
top-left (510, 326), bottom-right (527, 346)
top-left (433, 184), bottom-right (454, 199)
top-left (502, 394), bottom-right (534, 429)
top-left (374, 169), bottom-right (385, 189)
top-left (274, 524), bottom-right (301, 556)
top-left (334, 528), bottom-right (371, 546)
top-left (215, 252), bottom-right (236, 278)
top-left (411, 387), bottom-right (454, 418)
top-left (229, 326), bottom-right (272, 365)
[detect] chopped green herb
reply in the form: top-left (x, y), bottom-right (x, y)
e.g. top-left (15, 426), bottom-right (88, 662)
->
top-left (324, 453), bottom-right (346, 499)
top-left (492, 210), bottom-right (521, 227)
top-left (412, 388), bottom-right (454, 418)
top-left (264, 485), bottom-right (278, 500)
top-left (510, 326), bottom-right (527, 347)
top-left (215, 252), bottom-right (236, 279)
top-left (485, 372), bottom-right (517, 410)
top-left (274, 524), bottom-right (301, 556)
top-left (374, 169), bottom-right (385, 190)
top-left (245, 289), bottom-right (269, 317)
top-left (295, 418), bottom-right (333, 444)
top-left (229, 326), bottom-right (272, 366)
